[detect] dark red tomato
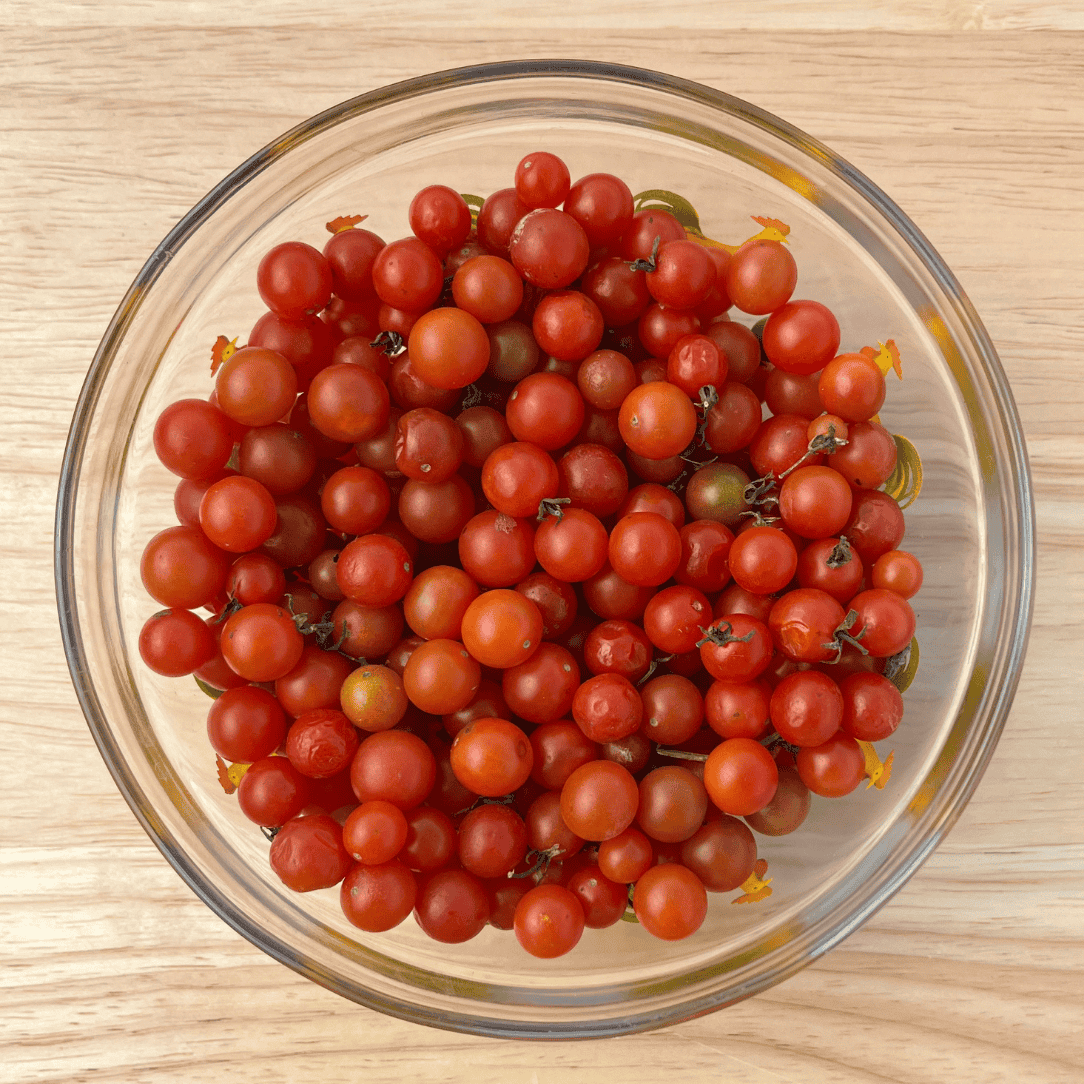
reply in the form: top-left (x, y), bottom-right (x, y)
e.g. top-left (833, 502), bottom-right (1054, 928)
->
top-left (748, 414), bottom-right (816, 478)
top-left (481, 441), bottom-right (559, 519)
top-left (674, 520), bottom-right (734, 593)
top-left (703, 737), bottom-right (779, 816)
top-left (564, 172), bottom-right (635, 247)
top-left (515, 571), bottom-right (578, 640)
top-left (843, 489), bottom-right (907, 564)
top-left (531, 289), bottom-right (605, 363)
top-left (330, 600), bottom-right (405, 661)
top-left (769, 670), bottom-right (844, 748)
top-left (702, 382), bottom-right (763, 456)
top-left (724, 239), bottom-right (797, 315)
top-left (485, 318), bottom-right (539, 383)
top-left (274, 646), bottom-right (356, 719)
top-left (249, 311), bottom-right (334, 389)
top-left (534, 507), bottom-right (609, 583)
top-left (768, 587), bottom-right (846, 663)
top-left (557, 442), bottom-right (629, 518)
top-left (581, 619), bottom-right (652, 683)
top-left (645, 239), bottom-right (716, 310)
top-left (350, 729), bottom-right (436, 810)
top-left (529, 721), bottom-right (598, 790)
top-left (198, 475), bottom-right (278, 553)
top-left (796, 536), bottom-right (865, 603)
top-left (582, 562), bottom-right (656, 621)
top-left (236, 755), bottom-right (311, 827)
top-left (502, 642), bottom-right (580, 725)
top-left (818, 352), bottom-right (886, 422)
top-left (638, 674), bottom-right (703, 746)
top-left (704, 678), bottom-right (771, 740)
top-left (458, 510), bottom-right (537, 588)
top-left (840, 671), bottom-right (904, 741)
top-left (456, 404), bottom-right (513, 468)
top-left (617, 208), bottom-right (685, 262)
top-left (572, 673), bottom-right (643, 743)
top-left (608, 512), bottom-right (682, 587)
top-left (762, 300), bottom-right (841, 375)
top-left (505, 372), bottom-right (585, 451)
top-left (698, 615), bottom-right (773, 682)
top-left (336, 533), bottom-right (413, 608)
top-left (393, 408), bottom-right (465, 483)
top-left (666, 334), bottom-right (728, 399)
top-left (764, 368), bottom-right (823, 419)
top-left (580, 258), bottom-right (650, 328)
top-left (388, 353), bottom-right (462, 413)
top-left (257, 241), bottom-right (332, 319)
top-left (238, 423), bottom-right (318, 496)
top-left (341, 861), bottom-right (417, 932)
top-left (715, 583), bottom-right (776, 624)
top-left (632, 863), bottom-right (707, 941)
top-left (704, 320), bottom-right (761, 385)
top-left (778, 465), bottom-right (853, 539)
top-left (140, 525), bottom-right (231, 611)
top-left (269, 813), bottom-right (352, 892)
top-left (457, 803), bottom-right (529, 879)
top-left (371, 236), bottom-right (443, 312)
top-left (616, 482), bottom-right (686, 528)
top-left (597, 825), bottom-right (654, 883)
top-left (206, 685), bottom-right (287, 763)
top-left (827, 419), bottom-right (898, 489)
top-left (510, 207), bottom-right (590, 290)
top-left (259, 493), bottom-right (327, 569)
top-left (637, 766), bottom-right (708, 843)
top-left (320, 465), bottom-right (391, 536)
top-left (514, 884), bottom-right (585, 958)
top-left (408, 184), bottom-right (471, 255)
top-left (322, 226), bottom-right (385, 301)
top-left (637, 303), bottom-right (700, 359)
top-left (566, 863), bottom-right (627, 929)
top-left (399, 805), bottom-right (457, 871)
top-left (477, 187), bottom-right (528, 257)
top-left (795, 731), bottom-right (866, 798)
top-left (680, 815), bottom-right (758, 891)
top-left (848, 588), bottom-right (916, 658)
top-left (642, 584), bottom-right (712, 655)
top-left (727, 526), bottom-right (799, 596)
top-left (744, 766), bottom-right (811, 836)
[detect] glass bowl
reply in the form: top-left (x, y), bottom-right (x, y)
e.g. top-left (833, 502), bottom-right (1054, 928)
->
top-left (56, 60), bottom-right (1034, 1038)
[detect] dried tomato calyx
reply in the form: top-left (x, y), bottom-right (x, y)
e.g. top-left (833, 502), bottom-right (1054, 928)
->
top-left (696, 621), bottom-right (756, 648)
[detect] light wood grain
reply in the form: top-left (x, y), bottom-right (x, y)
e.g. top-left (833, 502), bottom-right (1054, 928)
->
top-left (2, 10), bottom-right (1083, 1084)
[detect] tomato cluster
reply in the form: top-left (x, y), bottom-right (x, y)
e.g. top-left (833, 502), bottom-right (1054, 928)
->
top-left (140, 151), bottom-right (922, 960)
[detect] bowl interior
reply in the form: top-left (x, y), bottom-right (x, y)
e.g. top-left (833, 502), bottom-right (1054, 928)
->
top-left (57, 61), bottom-right (1032, 1037)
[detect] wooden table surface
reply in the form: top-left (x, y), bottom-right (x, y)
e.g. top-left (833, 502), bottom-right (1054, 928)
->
top-left (4, 4), bottom-right (1083, 1082)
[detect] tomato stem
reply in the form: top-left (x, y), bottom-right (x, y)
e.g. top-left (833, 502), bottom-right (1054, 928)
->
top-left (696, 621), bottom-right (755, 648)
top-left (628, 234), bottom-right (661, 273)
top-left (369, 330), bottom-right (406, 356)
top-left (655, 746), bottom-right (708, 762)
top-left (536, 496), bottom-right (571, 522)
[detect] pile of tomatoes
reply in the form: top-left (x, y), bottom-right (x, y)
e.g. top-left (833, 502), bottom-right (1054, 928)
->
top-left (138, 150), bottom-right (922, 959)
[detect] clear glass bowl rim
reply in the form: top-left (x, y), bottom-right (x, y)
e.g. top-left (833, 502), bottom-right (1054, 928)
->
top-left (55, 59), bottom-right (1035, 1038)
